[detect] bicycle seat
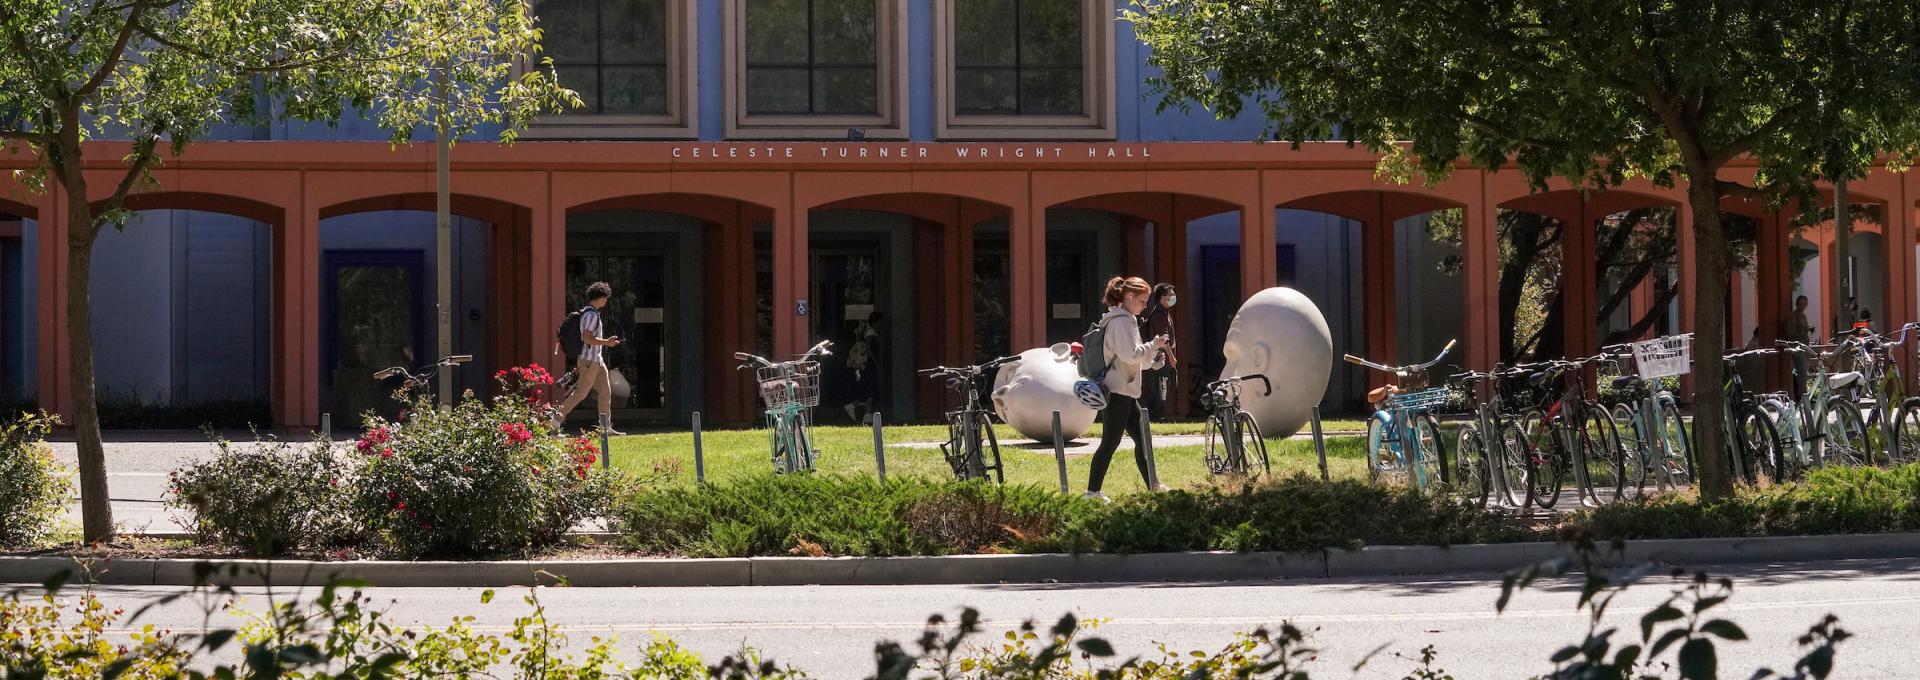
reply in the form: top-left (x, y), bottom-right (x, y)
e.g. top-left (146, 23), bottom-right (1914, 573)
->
top-left (1528, 372), bottom-right (1550, 388)
top-left (1611, 375), bottom-right (1642, 391)
top-left (1828, 371), bottom-right (1864, 391)
top-left (1366, 385), bottom-right (1396, 404)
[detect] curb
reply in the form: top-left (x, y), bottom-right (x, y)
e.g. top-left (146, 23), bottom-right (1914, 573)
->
top-left (6, 533), bottom-right (1917, 588)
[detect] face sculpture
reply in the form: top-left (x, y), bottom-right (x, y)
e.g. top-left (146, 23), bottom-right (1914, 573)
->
top-left (991, 343), bottom-right (1098, 441)
top-left (1220, 287), bottom-right (1333, 438)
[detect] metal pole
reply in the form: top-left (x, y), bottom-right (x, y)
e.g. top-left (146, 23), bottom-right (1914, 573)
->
top-left (1052, 411), bottom-right (1069, 493)
top-left (1140, 406), bottom-right (1160, 489)
top-left (692, 411), bottom-right (705, 483)
top-left (320, 412), bottom-right (332, 441)
top-left (434, 64), bottom-right (454, 408)
top-left (872, 411), bottom-right (886, 482)
top-left (1311, 406), bottom-right (1330, 481)
top-left (598, 413), bottom-right (611, 470)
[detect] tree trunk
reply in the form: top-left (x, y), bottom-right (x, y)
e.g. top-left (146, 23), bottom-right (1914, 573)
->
top-left (1686, 174), bottom-right (1734, 500)
top-left (62, 176), bottom-right (113, 542)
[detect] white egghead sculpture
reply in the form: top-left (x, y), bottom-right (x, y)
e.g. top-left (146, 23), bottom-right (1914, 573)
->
top-left (1221, 287), bottom-right (1333, 438)
top-left (991, 343), bottom-right (1098, 441)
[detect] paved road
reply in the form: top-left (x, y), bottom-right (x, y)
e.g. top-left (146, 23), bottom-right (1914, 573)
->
top-left (22, 558), bottom-right (1917, 678)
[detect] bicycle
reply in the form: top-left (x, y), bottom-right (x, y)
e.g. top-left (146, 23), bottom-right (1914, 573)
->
top-left (920, 355), bottom-right (1023, 482)
top-left (1599, 337), bottom-right (1694, 496)
top-left (1345, 340), bottom-right (1456, 493)
top-left (1450, 365), bottom-right (1534, 508)
top-left (372, 354), bottom-right (473, 400)
top-left (1199, 374), bottom-right (1273, 477)
top-left (1718, 346), bottom-right (1785, 484)
top-left (1847, 322), bottom-right (1917, 465)
top-left (1515, 355), bottom-right (1626, 508)
top-left (735, 340), bottom-right (833, 474)
top-left (1759, 340), bottom-right (1872, 477)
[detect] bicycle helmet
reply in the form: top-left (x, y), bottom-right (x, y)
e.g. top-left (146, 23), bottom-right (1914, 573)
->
top-left (1072, 379), bottom-right (1109, 410)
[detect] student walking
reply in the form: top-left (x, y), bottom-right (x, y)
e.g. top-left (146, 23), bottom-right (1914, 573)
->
top-left (555, 281), bottom-right (625, 434)
top-left (1138, 283), bottom-right (1179, 418)
top-left (1085, 276), bottom-right (1170, 500)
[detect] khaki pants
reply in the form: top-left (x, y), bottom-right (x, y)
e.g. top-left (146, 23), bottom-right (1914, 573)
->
top-left (558, 357), bottom-right (612, 420)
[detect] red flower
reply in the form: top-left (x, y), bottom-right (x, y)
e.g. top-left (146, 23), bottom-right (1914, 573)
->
top-left (499, 422), bottom-right (532, 444)
top-left (387, 491), bottom-right (398, 500)
top-left (379, 447), bottom-right (395, 460)
top-left (395, 502), bottom-right (407, 511)
top-left (530, 465), bottom-right (542, 476)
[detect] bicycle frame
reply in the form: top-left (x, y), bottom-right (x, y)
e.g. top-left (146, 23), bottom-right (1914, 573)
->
top-left (1599, 342), bottom-right (1690, 493)
top-left (736, 340), bottom-right (834, 474)
top-left (1201, 374), bottom-right (1272, 476)
top-left (1454, 367), bottom-right (1530, 506)
top-left (921, 355), bottom-right (1021, 482)
top-left (1763, 341), bottom-right (1850, 472)
top-left (372, 354), bottom-right (473, 401)
top-left (1347, 340), bottom-right (1456, 491)
top-left (1525, 359), bottom-right (1609, 508)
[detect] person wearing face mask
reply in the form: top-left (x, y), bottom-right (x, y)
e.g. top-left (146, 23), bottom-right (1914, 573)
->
top-left (1138, 283), bottom-right (1179, 419)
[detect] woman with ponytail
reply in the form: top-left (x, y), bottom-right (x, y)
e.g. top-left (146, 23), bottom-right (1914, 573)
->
top-left (1085, 276), bottom-right (1170, 499)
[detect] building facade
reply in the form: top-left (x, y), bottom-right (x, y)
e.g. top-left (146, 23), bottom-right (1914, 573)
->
top-left (0, 0), bottom-right (1913, 428)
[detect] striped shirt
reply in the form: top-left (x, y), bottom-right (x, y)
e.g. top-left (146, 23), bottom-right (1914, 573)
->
top-left (580, 307), bottom-right (604, 362)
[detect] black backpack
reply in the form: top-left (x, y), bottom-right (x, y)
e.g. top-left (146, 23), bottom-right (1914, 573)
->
top-left (556, 306), bottom-right (592, 362)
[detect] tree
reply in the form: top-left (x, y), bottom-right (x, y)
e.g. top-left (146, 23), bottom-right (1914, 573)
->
top-left (0, 0), bottom-right (576, 541)
top-left (1127, 0), bottom-right (1920, 498)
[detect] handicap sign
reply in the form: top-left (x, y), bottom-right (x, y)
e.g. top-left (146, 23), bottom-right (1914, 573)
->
top-left (795, 298), bottom-right (810, 316)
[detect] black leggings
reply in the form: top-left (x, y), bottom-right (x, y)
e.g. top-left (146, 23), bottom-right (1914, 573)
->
top-left (1087, 392), bottom-right (1150, 492)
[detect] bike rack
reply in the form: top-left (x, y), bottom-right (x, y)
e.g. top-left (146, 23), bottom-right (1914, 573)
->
top-left (871, 411), bottom-right (886, 482)
top-left (1052, 411), bottom-right (1069, 493)
top-left (692, 411), bottom-right (706, 484)
top-left (1311, 406), bottom-right (1329, 481)
top-left (598, 414), bottom-right (612, 470)
top-left (1140, 406), bottom-right (1161, 489)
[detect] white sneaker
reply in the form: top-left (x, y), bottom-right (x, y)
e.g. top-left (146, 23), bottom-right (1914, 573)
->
top-left (1151, 483), bottom-right (1171, 493)
top-left (1082, 491), bottom-right (1110, 503)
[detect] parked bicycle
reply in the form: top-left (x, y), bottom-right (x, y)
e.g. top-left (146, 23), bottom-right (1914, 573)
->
top-left (736, 340), bottom-right (833, 474)
top-left (372, 354), bottom-right (473, 400)
top-left (1199, 374), bottom-right (1273, 477)
top-left (1515, 355), bottom-right (1625, 508)
top-left (1600, 337), bottom-right (1694, 496)
top-left (1758, 340), bottom-right (1872, 477)
top-left (1719, 346), bottom-right (1785, 484)
top-left (920, 355), bottom-right (1023, 482)
top-left (1450, 365), bottom-right (1534, 508)
top-left (1346, 340), bottom-right (1456, 493)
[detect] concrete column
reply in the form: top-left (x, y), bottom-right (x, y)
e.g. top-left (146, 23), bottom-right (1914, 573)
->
top-left (771, 202), bottom-right (806, 356)
top-left (1124, 218), bottom-right (1149, 275)
top-left (1630, 276), bottom-right (1654, 341)
top-left (1011, 194), bottom-right (1045, 350)
top-left (1882, 197), bottom-right (1916, 393)
top-left (1560, 201), bottom-right (1598, 363)
top-left (1242, 177), bottom-right (1277, 296)
top-left (1756, 212), bottom-right (1790, 389)
top-left (34, 186), bottom-right (65, 418)
top-left (1362, 194), bottom-right (1397, 386)
top-left (283, 187), bottom-right (321, 428)
top-left (1464, 176), bottom-right (1500, 373)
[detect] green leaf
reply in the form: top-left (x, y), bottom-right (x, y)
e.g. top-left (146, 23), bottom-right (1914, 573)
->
top-left (1700, 619), bottom-right (1747, 641)
top-left (1641, 604), bottom-right (1685, 641)
top-left (1678, 638), bottom-right (1717, 680)
top-left (481, 589), bottom-right (495, 604)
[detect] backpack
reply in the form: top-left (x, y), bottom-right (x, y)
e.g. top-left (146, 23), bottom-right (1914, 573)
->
top-left (1076, 318), bottom-right (1112, 380)
top-left (556, 306), bottom-right (592, 362)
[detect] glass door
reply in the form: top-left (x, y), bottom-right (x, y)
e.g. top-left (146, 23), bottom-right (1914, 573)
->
top-left (565, 251), bottom-right (670, 419)
top-left (812, 245), bottom-right (884, 415)
top-left (323, 251), bottom-right (425, 428)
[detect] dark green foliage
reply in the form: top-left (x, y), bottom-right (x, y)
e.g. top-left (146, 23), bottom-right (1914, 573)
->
top-left (165, 434), bottom-right (360, 556)
top-left (0, 413), bottom-right (67, 548)
top-left (1578, 465), bottom-right (1920, 540)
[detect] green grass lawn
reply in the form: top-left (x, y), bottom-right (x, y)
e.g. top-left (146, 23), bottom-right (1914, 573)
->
top-left (606, 422), bottom-right (1371, 495)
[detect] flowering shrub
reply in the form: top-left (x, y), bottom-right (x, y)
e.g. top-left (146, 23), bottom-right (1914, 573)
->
top-left (166, 433), bottom-right (360, 556)
top-left (0, 412), bottom-right (68, 549)
top-left (356, 366), bottom-right (620, 558)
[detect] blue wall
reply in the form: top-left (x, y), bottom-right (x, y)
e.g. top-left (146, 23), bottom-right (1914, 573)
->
top-left (201, 2), bottom-right (1268, 144)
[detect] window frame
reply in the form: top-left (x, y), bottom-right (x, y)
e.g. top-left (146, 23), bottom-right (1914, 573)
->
top-left (520, 0), bottom-right (698, 140)
top-left (935, 0), bottom-right (1115, 140)
top-left (725, 0), bottom-right (908, 139)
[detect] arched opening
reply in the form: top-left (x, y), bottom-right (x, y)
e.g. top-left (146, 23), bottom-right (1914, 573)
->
top-left (1495, 191), bottom-right (1680, 371)
top-left (564, 194), bottom-right (765, 426)
top-left (802, 193), bottom-right (1011, 421)
top-left (0, 200), bottom-right (36, 411)
top-left (317, 195), bottom-right (526, 427)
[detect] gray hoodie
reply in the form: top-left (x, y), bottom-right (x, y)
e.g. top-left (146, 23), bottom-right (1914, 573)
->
top-left (1098, 306), bottom-right (1164, 399)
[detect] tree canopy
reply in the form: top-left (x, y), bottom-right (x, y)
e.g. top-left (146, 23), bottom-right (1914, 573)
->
top-left (0, 0), bottom-right (576, 540)
top-left (1127, 0), bottom-right (1920, 497)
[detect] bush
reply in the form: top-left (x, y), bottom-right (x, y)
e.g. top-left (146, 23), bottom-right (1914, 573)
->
top-left (620, 475), bottom-right (1095, 558)
top-left (1577, 463), bottom-right (1920, 540)
top-left (95, 390), bottom-right (272, 430)
top-left (166, 434), bottom-right (359, 556)
top-left (0, 413), bottom-right (69, 549)
top-left (354, 366), bottom-right (621, 558)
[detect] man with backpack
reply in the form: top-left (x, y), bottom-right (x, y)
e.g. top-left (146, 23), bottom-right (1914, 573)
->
top-left (553, 281), bottom-right (624, 434)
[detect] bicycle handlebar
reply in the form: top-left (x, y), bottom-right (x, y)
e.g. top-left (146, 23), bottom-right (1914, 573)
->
top-left (1207, 374), bottom-right (1272, 396)
top-left (372, 354), bottom-right (471, 382)
top-left (1342, 339), bottom-right (1457, 374)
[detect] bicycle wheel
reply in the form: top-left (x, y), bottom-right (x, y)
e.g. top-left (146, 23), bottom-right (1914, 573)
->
top-left (1202, 414), bottom-right (1231, 476)
top-left (1578, 405), bottom-right (1625, 505)
top-left (1521, 411), bottom-right (1566, 509)
top-left (795, 411), bottom-right (817, 472)
top-left (1452, 423), bottom-right (1492, 507)
top-left (1893, 398), bottom-right (1920, 465)
top-left (1658, 399), bottom-right (1695, 488)
top-left (1496, 419), bottom-right (1534, 507)
top-left (1235, 411), bottom-right (1270, 476)
top-left (941, 412), bottom-right (970, 479)
top-left (1735, 406), bottom-right (1780, 484)
top-left (1822, 397), bottom-right (1873, 468)
top-left (1366, 413), bottom-right (1408, 485)
top-left (1608, 403), bottom-right (1649, 501)
top-left (1414, 412), bottom-right (1447, 493)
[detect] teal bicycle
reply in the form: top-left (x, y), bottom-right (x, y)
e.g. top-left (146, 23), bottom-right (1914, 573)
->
top-left (736, 340), bottom-right (833, 474)
top-left (1347, 340), bottom-right (1457, 493)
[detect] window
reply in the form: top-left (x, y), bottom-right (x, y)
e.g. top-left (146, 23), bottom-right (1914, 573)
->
top-left (936, 0), bottom-right (1114, 139)
top-left (525, 0), bottom-right (695, 138)
top-left (726, 0), bottom-right (906, 138)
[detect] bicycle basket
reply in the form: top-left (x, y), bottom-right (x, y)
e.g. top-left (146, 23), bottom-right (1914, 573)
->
top-left (1387, 387), bottom-right (1449, 411)
top-left (1631, 335), bottom-right (1692, 379)
top-left (756, 361), bottom-right (822, 408)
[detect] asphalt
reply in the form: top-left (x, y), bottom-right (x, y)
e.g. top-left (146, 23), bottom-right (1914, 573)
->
top-left (19, 557), bottom-right (1917, 678)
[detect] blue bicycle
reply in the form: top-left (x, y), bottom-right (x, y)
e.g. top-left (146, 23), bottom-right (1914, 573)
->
top-left (1346, 340), bottom-right (1457, 493)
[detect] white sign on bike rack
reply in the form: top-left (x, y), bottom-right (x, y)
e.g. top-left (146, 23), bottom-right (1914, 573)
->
top-left (1631, 335), bottom-right (1692, 379)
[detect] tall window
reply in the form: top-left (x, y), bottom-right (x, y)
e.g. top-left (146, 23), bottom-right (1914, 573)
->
top-left (538, 0), bottom-right (670, 115)
top-left (953, 0), bottom-right (1083, 116)
top-left (744, 0), bottom-right (880, 116)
